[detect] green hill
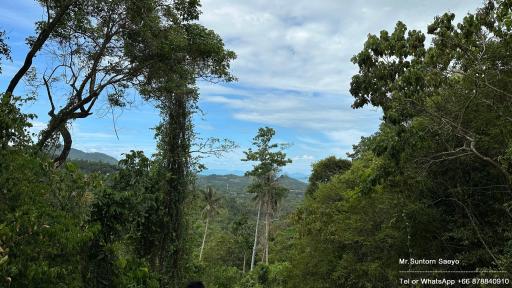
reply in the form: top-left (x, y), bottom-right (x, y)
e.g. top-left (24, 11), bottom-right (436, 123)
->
top-left (51, 147), bottom-right (119, 164)
top-left (70, 159), bottom-right (118, 174)
top-left (196, 174), bottom-right (307, 213)
top-left (53, 147), bottom-right (119, 173)
top-left (67, 148), bottom-right (118, 164)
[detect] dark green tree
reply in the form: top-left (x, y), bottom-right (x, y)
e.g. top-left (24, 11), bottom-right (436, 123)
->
top-left (286, 1), bottom-right (512, 287)
top-left (0, 1), bottom-right (236, 287)
top-left (131, 6), bottom-right (235, 285)
top-left (306, 156), bottom-right (351, 197)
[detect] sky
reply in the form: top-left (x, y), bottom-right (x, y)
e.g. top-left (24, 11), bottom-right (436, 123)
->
top-left (0, 0), bottom-right (482, 178)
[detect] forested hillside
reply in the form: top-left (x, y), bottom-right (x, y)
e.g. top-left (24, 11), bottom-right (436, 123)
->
top-left (1, 1), bottom-right (512, 288)
top-left (65, 148), bottom-right (118, 164)
top-left (197, 174), bottom-right (306, 194)
top-left (197, 174), bottom-right (306, 212)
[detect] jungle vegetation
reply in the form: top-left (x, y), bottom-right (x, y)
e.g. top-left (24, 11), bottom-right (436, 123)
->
top-left (1, 1), bottom-right (512, 287)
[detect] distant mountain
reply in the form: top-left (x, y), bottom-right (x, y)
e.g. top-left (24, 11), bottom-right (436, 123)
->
top-left (66, 148), bottom-right (118, 164)
top-left (197, 174), bottom-right (307, 193)
top-left (277, 175), bottom-right (308, 190)
top-left (196, 174), bottom-right (308, 213)
top-left (201, 170), bottom-right (310, 183)
top-left (284, 172), bottom-right (309, 183)
top-left (51, 146), bottom-right (118, 165)
top-left (200, 168), bottom-right (246, 176)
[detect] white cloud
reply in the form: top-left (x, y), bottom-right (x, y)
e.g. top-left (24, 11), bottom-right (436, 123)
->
top-left (202, 90), bottom-right (381, 147)
top-left (293, 154), bottom-right (315, 161)
top-left (199, 0), bottom-right (480, 93)
top-left (196, 0), bottom-right (481, 174)
top-left (68, 124), bottom-right (116, 140)
top-left (324, 129), bottom-right (369, 147)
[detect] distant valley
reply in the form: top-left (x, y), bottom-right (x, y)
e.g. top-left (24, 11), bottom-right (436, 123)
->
top-left (68, 148), bottom-right (308, 212)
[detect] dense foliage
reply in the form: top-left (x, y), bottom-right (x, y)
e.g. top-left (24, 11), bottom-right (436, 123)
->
top-left (2, 1), bottom-right (512, 288)
top-left (286, 1), bottom-right (512, 287)
top-left (1, 0), bottom-right (235, 287)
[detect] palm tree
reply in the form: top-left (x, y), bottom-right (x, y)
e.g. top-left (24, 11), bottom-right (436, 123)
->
top-left (249, 172), bottom-right (288, 269)
top-left (261, 173), bottom-right (288, 265)
top-left (199, 186), bottom-right (221, 261)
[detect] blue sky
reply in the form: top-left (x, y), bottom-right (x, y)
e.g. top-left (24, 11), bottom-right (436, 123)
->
top-left (0, 0), bottom-right (481, 178)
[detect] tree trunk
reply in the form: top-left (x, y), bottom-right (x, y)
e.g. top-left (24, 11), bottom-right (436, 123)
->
top-left (243, 252), bottom-right (246, 273)
top-left (157, 91), bottom-right (190, 288)
top-left (261, 240), bottom-right (265, 263)
top-left (36, 103), bottom-right (91, 165)
top-left (199, 217), bottom-right (209, 261)
top-left (265, 208), bottom-right (270, 264)
top-left (53, 125), bottom-right (72, 168)
top-left (250, 200), bottom-right (262, 271)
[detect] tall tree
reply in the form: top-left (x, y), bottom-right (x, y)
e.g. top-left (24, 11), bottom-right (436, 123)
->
top-left (350, 1), bottom-right (512, 189)
top-left (136, 10), bottom-right (236, 286)
top-left (349, 0), bottom-right (512, 269)
top-left (242, 127), bottom-right (291, 269)
top-left (0, 2), bottom-right (235, 287)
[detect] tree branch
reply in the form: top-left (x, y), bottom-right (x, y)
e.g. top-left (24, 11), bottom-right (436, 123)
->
top-left (43, 76), bottom-right (55, 117)
top-left (53, 125), bottom-right (72, 168)
top-left (5, 1), bottom-right (76, 97)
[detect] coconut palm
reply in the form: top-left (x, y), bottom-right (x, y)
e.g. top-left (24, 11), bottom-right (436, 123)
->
top-left (261, 173), bottom-right (288, 265)
top-left (247, 171), bottom-right (289, 269)
top-left (199, 186), bottom-right (221, 261)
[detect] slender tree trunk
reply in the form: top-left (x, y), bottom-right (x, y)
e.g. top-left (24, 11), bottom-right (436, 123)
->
top-left (265, 208), bottom-right (270, 264)
top-left (261, 240), bottom-right (265, 263)
top-left (250, 200), bottom-right (262, 271)
top-left (199, 217), bottom-right (209, 261)
top-left (243, 252), bottom-right (246, 273)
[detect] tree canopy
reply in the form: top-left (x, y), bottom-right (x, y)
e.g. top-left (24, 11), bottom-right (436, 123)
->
top-left (2, 1), bottom-right (512, 288)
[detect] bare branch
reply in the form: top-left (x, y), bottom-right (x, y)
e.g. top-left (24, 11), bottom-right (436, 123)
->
top-left (469, 140), bottom-right (511, 188)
